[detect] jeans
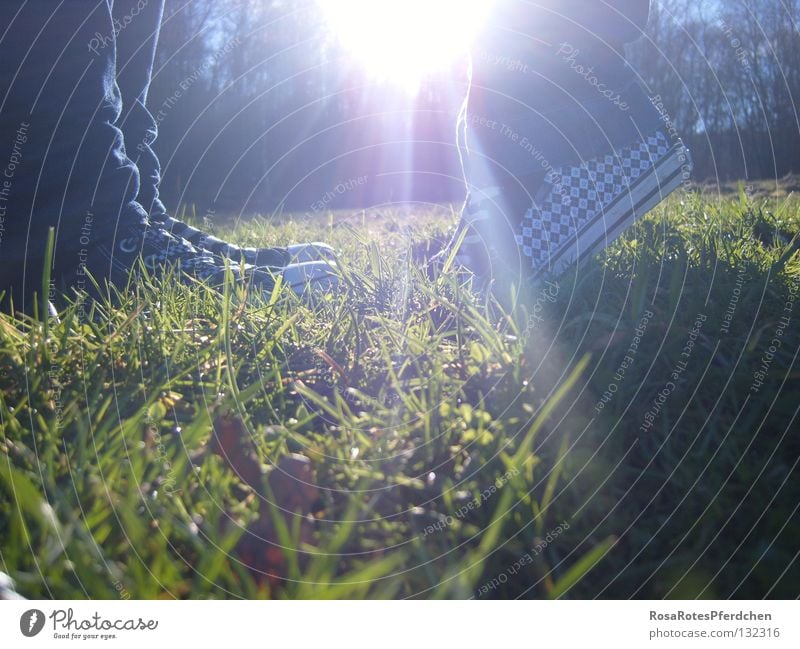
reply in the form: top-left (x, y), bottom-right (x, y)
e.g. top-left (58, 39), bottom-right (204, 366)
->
top-left (461, 0), bottom-right (653, 200)
top-left (0, 0), bottom-right (166, 308)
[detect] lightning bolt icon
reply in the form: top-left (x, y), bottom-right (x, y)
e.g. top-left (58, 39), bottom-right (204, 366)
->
top-left (28, 612), bottom-right (38, 632)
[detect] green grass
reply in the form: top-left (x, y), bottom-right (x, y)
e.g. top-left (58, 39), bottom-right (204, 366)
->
top-left (1, 188), bottom-right (799, 599)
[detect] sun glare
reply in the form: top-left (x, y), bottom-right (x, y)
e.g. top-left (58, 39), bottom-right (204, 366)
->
top-left (319, 0), bottom-right (489, 91)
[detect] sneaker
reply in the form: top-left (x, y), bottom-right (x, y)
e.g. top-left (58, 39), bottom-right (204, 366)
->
top-left (150, 212), bottom-right (336, 268)
top-left (0, 572), bottom-right (25, 600)
top-left (443, 78), bottom-right (693, 285)
top-left (429, 186), bottom-right (523, 290)
top-left (431, 184), bottom-right (525, 288)
top-left (281, 260), bottom-right (340, 296)
top-left (516, 126), bottom-right (692, 278)
top-left (83, 221), bottom-right (337, 299)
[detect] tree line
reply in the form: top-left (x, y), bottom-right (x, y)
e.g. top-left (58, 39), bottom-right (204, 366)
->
top-left (146, 0), bottom-right (800, 214)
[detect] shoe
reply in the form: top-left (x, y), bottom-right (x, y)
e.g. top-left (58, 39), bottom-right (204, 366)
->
top-left (150, 213), bottom-right (336, 268)
top-left (97, 223), bottom-right (234, 286)
top-left (431, 184), bottom-right (525, 288)
top-left (515, 126), bottom-right (692, 278)
top-left (443, 77), bottom-right (693, 285)
top-left (81, 221), bottom-right (337, 299)
top-left (0, 572), bottom-right (25, 600)
top-left (282, 260), bottom-right (340, 296)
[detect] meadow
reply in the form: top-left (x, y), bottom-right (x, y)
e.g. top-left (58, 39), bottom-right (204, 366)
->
top-left (1, 184), bottom-right (798, 599)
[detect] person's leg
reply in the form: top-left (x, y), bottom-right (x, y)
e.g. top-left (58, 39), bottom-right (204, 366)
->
top-left (113, 0), bottom-right (167, 217)
top-left (111, 0), bottom-right (334, 268)
top-left (0, 0), bottom-right (148, 310)
top-left (469, 0), bottom-right (653, 142)
top-left (447, 0), bottom-right (691, 287)
top-left (0, 1), bottom-right (337, 311)
top-left (0, 0), bottom-right (240, 309)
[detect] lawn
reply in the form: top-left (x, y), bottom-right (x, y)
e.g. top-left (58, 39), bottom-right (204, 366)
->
top-left (1, 187), bottom-right (799, 599)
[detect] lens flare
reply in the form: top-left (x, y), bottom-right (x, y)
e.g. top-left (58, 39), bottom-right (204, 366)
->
top-left (319, 0), bottom-right (489, 91)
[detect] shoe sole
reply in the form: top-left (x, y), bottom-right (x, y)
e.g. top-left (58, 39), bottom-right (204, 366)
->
top-left (287, 242), bottom-right (337, 265)
top-left (282, 260), bottom-right (339, 296)
top-left (538, 140), bottom-right (692, 277)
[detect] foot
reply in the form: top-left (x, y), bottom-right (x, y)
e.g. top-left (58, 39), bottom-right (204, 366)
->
top-left (431, 185), bottom-right (524, 288)
top-left (516, 124), bottom-right (692, 278)
top-left (0, 572), bottom-right (25, 600)
top-left (150, 213), bottom-right (336, 268)
top-left (77, 221), bottom-right (337, 299)
top-left (443, 79), bottom-right (693, 286)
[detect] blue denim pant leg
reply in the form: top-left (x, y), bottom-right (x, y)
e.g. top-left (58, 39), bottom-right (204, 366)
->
top-left (115, 0), bottom-right (167, 217)
top-left (461, 0), bottom-right (654, 200)
top-left (0, 0), bottom-right (148, 307)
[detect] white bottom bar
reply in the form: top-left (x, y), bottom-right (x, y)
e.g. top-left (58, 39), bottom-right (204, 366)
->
top-left (1, 600), bottom-right (797, 648)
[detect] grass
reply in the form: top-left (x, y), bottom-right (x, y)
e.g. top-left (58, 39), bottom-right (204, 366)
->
top-left (1, 188), bottom-right (799, 599)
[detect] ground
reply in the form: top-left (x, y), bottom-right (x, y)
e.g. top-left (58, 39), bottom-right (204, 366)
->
top-left (1, 185), bottom-right (799, 599)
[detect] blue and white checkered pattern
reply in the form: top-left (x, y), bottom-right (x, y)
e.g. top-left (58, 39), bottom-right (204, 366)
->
top-left (516, 130), bottom-right (671, 271)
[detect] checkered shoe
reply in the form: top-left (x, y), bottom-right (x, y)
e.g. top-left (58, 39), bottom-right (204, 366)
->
top-left (442, 68), bottom-right (695, 291)
top-left (91, 223), bottom-right (338, 299)
top-left (431, 185), bottom-right (525, 287)
top-left (151, 213), bottom-right (336, 269)
top-left (517, 129), bottom-right (692, 277)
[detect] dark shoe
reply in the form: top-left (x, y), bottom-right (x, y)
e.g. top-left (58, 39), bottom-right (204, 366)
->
top-left (78, 221), bottom-right (337, 299)
top-left (150, 213), bottom-right (336, 268)
top-left (431, 184), bottom-right (525, 289)
top-left (97, 222), bottom-right (236, 286)
top-left (444, 79), bottom-right (693, 285)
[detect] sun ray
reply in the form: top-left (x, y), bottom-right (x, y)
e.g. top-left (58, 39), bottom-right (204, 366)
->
top-left (318, 0), bottom-right (490, 92)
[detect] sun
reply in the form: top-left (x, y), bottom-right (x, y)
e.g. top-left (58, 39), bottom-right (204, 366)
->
top-left (318, 0), bottom-right (490, 91)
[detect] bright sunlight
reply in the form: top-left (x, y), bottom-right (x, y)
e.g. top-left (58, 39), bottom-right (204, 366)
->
top-left (318, 0), bottom-right (490, 91)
